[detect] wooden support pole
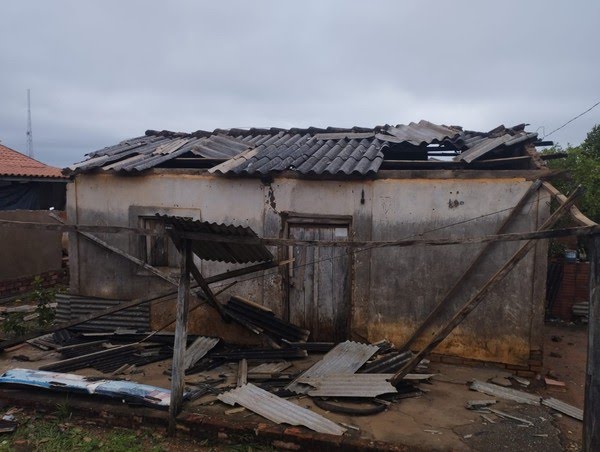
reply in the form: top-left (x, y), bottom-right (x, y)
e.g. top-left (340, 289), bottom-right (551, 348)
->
top-left (403, 179), bottom-right (542, 350)
top-left (188, 262), bottom-right (227, 319)
top-left (390, 186), bottom-right (583, 385)
top-left (584, 233), bottom-right (600, 451)
top-left (168, 239), bottom-right (192, 434)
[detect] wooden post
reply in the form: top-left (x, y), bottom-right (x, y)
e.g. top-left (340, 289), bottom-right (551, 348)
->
top-left (584, 233), bottom-right (600, 451)
top-left (168, 239), bottom-right (192, 435)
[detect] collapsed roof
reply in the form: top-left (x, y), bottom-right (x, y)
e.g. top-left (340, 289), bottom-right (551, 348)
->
top-left (67, 120), bottom-right (547, 177)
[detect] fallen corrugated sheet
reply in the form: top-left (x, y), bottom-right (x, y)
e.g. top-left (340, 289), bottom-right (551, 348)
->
top-left (158, 215), bottom-right (273, 264)
top-left (55, 294), bottom-right (150, 332)
top-left (361, 350), bottom-right (413, 373)
top-left (249, 362), bottom-right (292, 374)
top-left (211, 348), bottom-right (307, 362)
top-left (0, 368), bottom-right (172, 408)
top-left (224, 296), bottom-right (310, 343)
top-left (470, 380), bottom-right (541, 405)
top-left (287, 341), bottom-right (380, 394)
top-left (299, 374), bottom-right (397, 398)
top-left (542, 397), bottom-right (583, 421)
top-left (184, 336), bottom-right (220, 370)
top-left (218, 383), bottom-right (346, 436)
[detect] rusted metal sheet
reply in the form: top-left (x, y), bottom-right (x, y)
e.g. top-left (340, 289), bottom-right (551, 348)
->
top-left (299, 373), bottom-right (397, 397)
top-left (470, 380), bottom-right (540, 405)
top-left (158, 215), bottom-right (273, 264)
top-left (287, 341), bottom-right (379, 394)
top-left (542, 397), bottom-right (583, 421)
top-left (217, 383), bottom-right (346, 436)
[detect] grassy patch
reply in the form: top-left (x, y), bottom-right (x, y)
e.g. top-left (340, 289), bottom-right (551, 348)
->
top-left (0, 418), bottom-right (164, 452)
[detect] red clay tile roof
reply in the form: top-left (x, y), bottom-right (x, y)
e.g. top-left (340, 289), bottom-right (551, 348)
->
top-left (0, 143), bottom-right (65, 179)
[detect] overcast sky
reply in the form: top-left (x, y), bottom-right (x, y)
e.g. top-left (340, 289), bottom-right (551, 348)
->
top-left (1, 1), bottom-right (599, 168)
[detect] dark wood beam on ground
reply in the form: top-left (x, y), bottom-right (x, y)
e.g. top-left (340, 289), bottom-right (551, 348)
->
top-left (402, 180), bottom-right (543, 350)
top-left (390, 186), bottom-right (583, 385)
top-left (584, 233), bottom-right (600, 451)
top-left (169, 239), bottom-right (192, 434)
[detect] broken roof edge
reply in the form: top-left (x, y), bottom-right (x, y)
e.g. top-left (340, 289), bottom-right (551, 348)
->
top-left (66, 121), bottom-right (544, 177)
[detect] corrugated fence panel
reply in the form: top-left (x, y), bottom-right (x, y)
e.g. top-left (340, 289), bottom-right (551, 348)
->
top-left (56, 293), bottom-right (150, 331)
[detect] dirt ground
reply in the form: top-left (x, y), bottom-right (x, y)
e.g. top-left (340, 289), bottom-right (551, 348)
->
top-left (0, 322), bottom-right (588, 451)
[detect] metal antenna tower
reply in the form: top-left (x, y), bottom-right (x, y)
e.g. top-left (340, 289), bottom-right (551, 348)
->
top-left (26, 89), bottom-right (33, 158)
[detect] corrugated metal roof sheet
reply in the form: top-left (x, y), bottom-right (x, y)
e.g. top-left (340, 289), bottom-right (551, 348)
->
top-left (541, 397), bottom-right (583, 421)
top-left (286, 340), bottom-right (379, 394)
top-left (184, 336), bottom-right (220, 370)
top-left (299, 373), bottom-right (397, 397)
top-left (470, 380), bottom-right (541, 405)
top-left (0, 144), bottom-right (66, 179)
top-left (55, 294), bottom-right (150, 331)
top-left (158, 214), bottom-right (273, 264)
top-left (218, 383), bottom-right (346, 435)
top-left (67, 121), bottom-right (539, 177)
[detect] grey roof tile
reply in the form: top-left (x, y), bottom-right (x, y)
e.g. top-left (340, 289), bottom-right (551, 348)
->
top-left (67, 121), bottom-right (539, 176)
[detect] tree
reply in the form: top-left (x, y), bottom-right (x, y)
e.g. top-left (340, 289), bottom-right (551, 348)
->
top-left (544, 125), bottom-right (600, 223)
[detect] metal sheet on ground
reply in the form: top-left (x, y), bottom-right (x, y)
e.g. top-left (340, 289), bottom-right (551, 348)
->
top-left (217, 383), bottom-right (346, 436)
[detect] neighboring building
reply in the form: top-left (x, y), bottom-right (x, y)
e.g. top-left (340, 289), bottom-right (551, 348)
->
top-left (0, 143), bottom-right (68, 297)
top-left (0, 143), bottom-right (67, 210)
top-left (65, 121), bottom-right (558, 366)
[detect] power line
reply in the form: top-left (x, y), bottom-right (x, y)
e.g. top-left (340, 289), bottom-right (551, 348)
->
top-left (544, 99), bottom-right (600, 139)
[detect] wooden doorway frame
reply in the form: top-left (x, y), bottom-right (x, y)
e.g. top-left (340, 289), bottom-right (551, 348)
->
top-left (280, 212), bottom-right (353, 339)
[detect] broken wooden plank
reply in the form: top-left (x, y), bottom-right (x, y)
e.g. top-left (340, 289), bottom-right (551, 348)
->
top-left (169, 239), bottom-right (192, 433)
top-left (237, 359), bottom-right (248, 387)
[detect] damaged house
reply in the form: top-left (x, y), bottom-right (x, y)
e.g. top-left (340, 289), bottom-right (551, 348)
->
top-left (63, 120), bottom-right (565, 367)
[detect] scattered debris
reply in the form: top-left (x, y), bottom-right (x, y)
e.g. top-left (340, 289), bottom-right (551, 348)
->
top-left (224, 407), bottom-right (246, 415)
top-left (287, 341), bottom-right (379, 394)
top-left (223, 296), bottom-right (310, 344)
top-left (541, 397), bottom-right (583, 421)
top-left (424, 429), bottom-right (442, 434)
top-left (544, 377), bottom-right (566, 388)
top-left (237, 359), bottom-right (248, 387)
top-left (217, 383), bottom-right (346, 435)
top-left (466, 399), bottom-right (497, 410)
top-left (298, 374), bottom-right (398, 398)
top-left (340, 422), bottom-right (360, 431)
top-left (490, 377), bottom-right (512, 387)
top-left (183, 336), bottom-right (220, 370)
top-left (469, 380), bottom-right (541, 405)
top-left (511, 376), bottom-right (531, 387)
top-left (486, 408), bottom-right (533, 427)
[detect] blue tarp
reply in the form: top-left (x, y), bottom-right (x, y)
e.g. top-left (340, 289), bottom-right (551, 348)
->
top-left (0, 368), bottom-right (172, 408)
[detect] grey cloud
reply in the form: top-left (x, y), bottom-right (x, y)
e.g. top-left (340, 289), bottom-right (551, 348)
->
top-left (1, 0), bottom-right (598, 167)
